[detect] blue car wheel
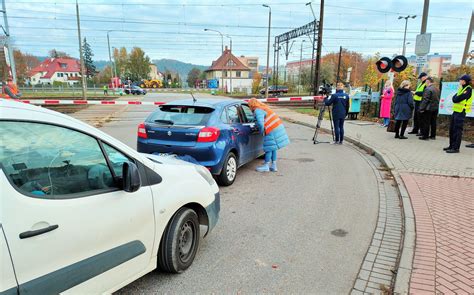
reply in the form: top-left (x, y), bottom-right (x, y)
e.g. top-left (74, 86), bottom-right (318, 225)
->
top-left (216, 152), bottom-right (237, 186)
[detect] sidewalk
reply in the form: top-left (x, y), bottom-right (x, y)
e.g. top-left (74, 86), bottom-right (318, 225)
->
top-left (275, 107), bottom-right (474, 294)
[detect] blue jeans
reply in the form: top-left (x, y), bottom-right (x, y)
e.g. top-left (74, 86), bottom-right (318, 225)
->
top-left (333, 118), bottom-right (345, 142)
top-left (383, 118), bottom-right (390, 126)
top-left (264, 150), bottom-right (277, 162)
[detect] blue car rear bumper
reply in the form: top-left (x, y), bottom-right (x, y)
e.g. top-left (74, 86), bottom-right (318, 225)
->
top-left (137, 139), bottom-right (227, 175)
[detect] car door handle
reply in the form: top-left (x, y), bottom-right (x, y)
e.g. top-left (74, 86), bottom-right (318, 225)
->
top-left (19, 224), bottom-right (59, 239)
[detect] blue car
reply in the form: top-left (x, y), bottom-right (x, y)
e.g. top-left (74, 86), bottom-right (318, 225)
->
top-left (137, 99), bottom-right (264, 186)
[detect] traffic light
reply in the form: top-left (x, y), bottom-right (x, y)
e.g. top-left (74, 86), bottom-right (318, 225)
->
top-left (375, 55), bottom-right (408, 73)
top-left (391, 55), bottom-right (408, 72)
top-left (376, 57), bottom-right (392, 73)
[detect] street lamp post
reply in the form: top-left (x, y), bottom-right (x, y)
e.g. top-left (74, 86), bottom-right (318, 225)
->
top-left (225, 34), bottom-right (233, 94)
top-left (204, 28), bottom-right (225, 92)
top-left (298, 40), bottom-right (306, 95)
top-left (398, 15), bottom-right (416, 56)
top-left (263, 4), bottom-right (271, 99)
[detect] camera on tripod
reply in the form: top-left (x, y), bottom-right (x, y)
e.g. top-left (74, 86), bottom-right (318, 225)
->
top-left (318, 80), bottom-right (333, 96)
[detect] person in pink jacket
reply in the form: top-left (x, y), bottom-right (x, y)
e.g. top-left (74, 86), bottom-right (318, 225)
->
top-left (380, 80), bottom-right (394, 127)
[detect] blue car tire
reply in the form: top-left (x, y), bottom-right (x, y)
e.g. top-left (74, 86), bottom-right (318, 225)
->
top-left (216, 152), bottom-right (237, 186)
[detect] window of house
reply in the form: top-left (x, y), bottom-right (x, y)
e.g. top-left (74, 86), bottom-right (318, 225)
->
top-left (223, 71), bottom-right (227, 78)
top-left (236, 71), bottom-right (241, 78)
top-left (227, 60), bottom-right (236, 67)
top-left (0, 121), bottom-right (118, 199)
top-left (75, 73), bottom-right (78, 77)
top-left (60, 63), bottom-right (67, 69)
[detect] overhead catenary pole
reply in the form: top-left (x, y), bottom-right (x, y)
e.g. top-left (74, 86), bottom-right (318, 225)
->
top-left (461, 11), bottom-right (474, 65)
top-left (76, 0), bottom-right (87, 100)
top-left (1, 0), bottom-right (16, 83)
top-left (313, 0), bottom-right (324, 96)
top-left (263, 4), bottom-right (271, 99)
top-left (107, 31), bottom-right (114, 87)
top-left (298, 40), bottom-right (305, 95)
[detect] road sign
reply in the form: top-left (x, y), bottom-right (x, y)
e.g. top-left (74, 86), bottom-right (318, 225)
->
top-left (415, 33), bottom-right (431, 56)
top-left (416, 55), bottom-right (428, 67)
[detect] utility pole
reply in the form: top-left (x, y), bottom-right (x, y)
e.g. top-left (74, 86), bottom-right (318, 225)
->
top-left (226, 35), bottom-right (233, 94)
top-left (263, 4), bottom-right (271, 99)
top-left (336, 46), bottom-right (342, 83)
top-left (313, 0), bottom-right (324, 96)
top-left (417, 0), bottom-right (429, 75)
top-left (421, 0), bottom-right (429, 34)
top-left (76, 0), bottom-right (87, 100)
top-left (1, 0), bottom-right (16, 83)
top-left (461, 11), bottom-right (473, 65)
top-left (107, 31), bottom-right (114, 87)
top-left (298, 40), bottom-right (305, 95)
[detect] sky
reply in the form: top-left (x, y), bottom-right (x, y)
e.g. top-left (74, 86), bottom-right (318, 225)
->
top-left (3, 0), bottom-right (473, 67)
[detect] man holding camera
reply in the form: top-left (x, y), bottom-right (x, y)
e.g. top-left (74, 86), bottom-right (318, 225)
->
top-left (324, 82), bottom-right (350, 144)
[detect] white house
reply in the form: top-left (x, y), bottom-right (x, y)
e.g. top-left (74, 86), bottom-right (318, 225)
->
top-left (29, 57), bottom-right (81, 86)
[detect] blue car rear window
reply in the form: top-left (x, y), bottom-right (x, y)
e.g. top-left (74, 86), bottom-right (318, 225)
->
top-left (147, 105), bottom-right (214, 126)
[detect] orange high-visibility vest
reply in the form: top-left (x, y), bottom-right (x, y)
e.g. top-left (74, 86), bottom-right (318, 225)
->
top-left (263, 108), bottom-right (283, 135)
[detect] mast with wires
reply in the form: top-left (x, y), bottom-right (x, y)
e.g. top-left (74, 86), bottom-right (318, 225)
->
top-left (1, 0), bottom-right (17, 83)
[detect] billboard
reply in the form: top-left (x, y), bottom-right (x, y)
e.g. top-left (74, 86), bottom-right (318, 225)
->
top-left (439, 82), bottom-right (473, 118)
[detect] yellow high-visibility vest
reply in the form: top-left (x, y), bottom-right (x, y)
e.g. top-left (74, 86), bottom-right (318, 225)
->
top-left (413, 82), bottom-right (426, 102)
top-left (453, 85), bottom-right (473, 113)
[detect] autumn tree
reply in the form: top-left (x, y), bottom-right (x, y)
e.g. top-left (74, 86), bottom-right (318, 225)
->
top-left (82, 38), bottom-right (96, 78)
top-left (127, 47), bottom-right (151, 81)
top-left (49, 49), bottom-right (70, 58)
top-left (442, 65), bottom-right (474, 82)
top-left (393, 65), bottom-right (417, 89)
top-left (363, 55), bottom-right (383, 90)
top-left (13, 50), bottom-right (40, 85)
top-left (93, 65), bottom-right (113, 85)
top-left (252, 72), bottom-right (262, 94)
top-left (113, 47), bottom-right (129, 77)
top-left (321, 49), bottom-right (366, 86)
top-left (187, 68), bottom-right (202, 87)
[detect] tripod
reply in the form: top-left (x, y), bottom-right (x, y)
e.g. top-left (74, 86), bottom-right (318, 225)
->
top-left (312, 101), bottom-right (335, 144)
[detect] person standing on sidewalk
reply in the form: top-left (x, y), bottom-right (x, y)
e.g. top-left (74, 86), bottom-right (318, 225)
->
top-left (324, 82), bottom-right (349, 144)
top-left (408, 72), bottom-right (428, 135)
top-left (394, 80), bottom-right (414, 139)
top-left (103, 84), bottom-right (109, 96)
top-left (380, 80), bottom-right (394, 127)
top-left (419, 77), bottom-right (440, 140)
top-left (444, 74), bottom-right (473, 153)
top-left (248, 98), bottom-right (290, 172)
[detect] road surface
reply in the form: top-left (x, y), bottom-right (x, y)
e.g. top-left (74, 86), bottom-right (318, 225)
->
top-left (74, 93), bottom-right (380, 293)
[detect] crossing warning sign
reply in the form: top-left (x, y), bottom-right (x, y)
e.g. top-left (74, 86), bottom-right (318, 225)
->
top-left (415, 33), bottom-right (431, 56)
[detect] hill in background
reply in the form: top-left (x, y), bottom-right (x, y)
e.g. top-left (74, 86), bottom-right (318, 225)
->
top-left (153, 59), bottom-right (208, 78)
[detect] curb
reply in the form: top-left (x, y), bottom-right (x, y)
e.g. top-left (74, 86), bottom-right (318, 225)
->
top-left (282, 116), bottom-right (415, 294)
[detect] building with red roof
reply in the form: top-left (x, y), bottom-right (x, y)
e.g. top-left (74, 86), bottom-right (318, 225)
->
top-left (28, 57), bottom-right (81, 86)
top-left (205, 47), bottom-right (253, 92)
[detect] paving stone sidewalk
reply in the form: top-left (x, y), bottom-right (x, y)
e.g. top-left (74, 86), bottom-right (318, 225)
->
top-left (274, 107), bottom-right (474, 294)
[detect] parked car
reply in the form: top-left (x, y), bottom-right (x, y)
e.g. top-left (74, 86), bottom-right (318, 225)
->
top-left (124, 85), bottom-right (147, 95)
top-left (137, 99), bottom-right (264, 186)
top-left (0, 99), bottom-right (219, 294)
top-left (259, 85), bottom-right (289, 96)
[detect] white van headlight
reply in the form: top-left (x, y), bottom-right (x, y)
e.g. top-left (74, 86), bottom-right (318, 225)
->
top-left (195, 165), bottom-right (216, 186)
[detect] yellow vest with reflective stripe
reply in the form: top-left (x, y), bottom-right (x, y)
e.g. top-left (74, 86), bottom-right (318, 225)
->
top-left (413, 82), bottom-right (426, 102)
top-left (453, 85), bottom-right (473, 113)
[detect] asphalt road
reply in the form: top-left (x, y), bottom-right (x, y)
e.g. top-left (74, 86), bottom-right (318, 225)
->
top-left (75, 93), bottom-right (380, 293)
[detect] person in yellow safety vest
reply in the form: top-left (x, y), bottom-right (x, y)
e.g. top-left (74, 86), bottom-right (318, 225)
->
top-left (408, 72), bottom-right (428, 135)
top-left (443, 74), bottom-right (473, 153)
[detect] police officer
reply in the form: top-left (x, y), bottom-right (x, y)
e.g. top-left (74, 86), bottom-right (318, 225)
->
top-left (444, 74), bottom-right (473, 153)
top-left (324, 82), bottom-right (350, 144)
top-left (408, 72), bottom-right (428, 135)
